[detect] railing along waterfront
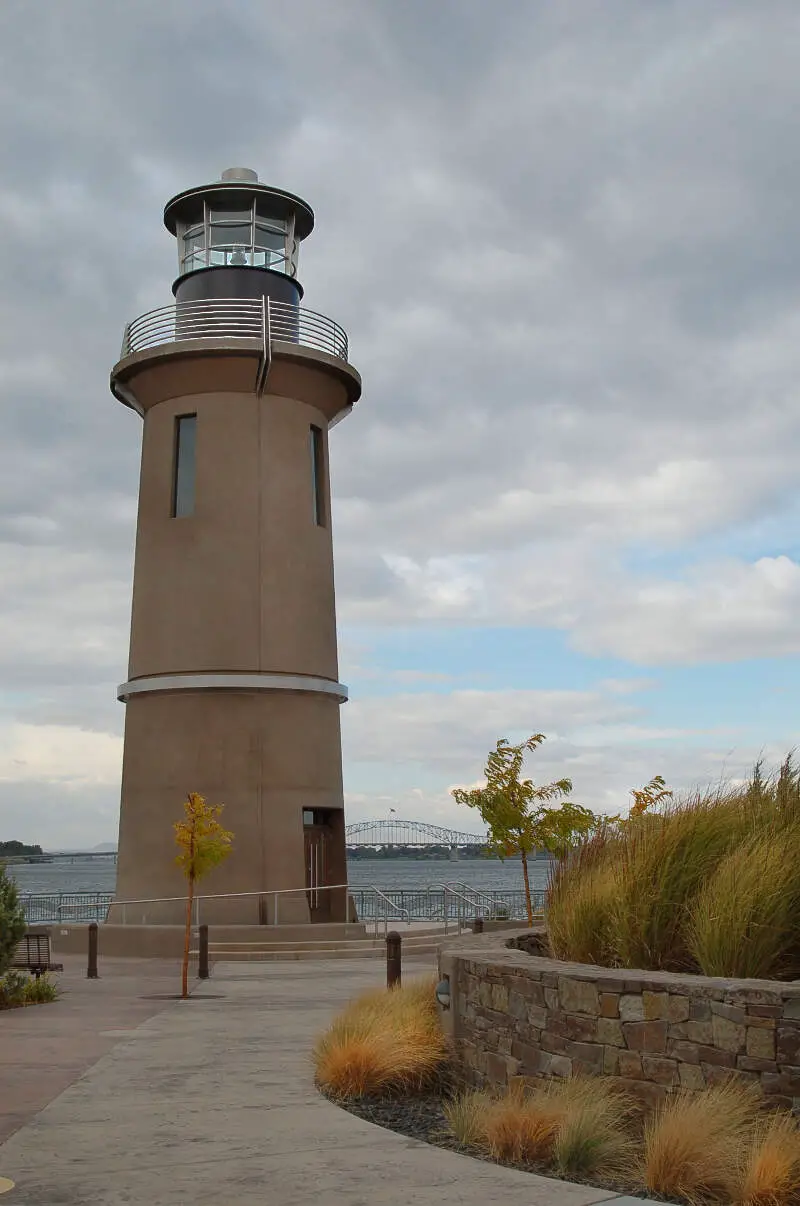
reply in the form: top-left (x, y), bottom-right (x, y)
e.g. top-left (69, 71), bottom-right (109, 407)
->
top-left (21, 892), bottom-right (113, 924)
top-left (20, 886), bottom-right (539, 928)
top-left (121, 297), bottom-right (349, 363)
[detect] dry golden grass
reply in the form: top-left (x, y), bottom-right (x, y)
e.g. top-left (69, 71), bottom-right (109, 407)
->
top-left (440, 1074), bottom-right (800, 1204)
top-left (443, 1089), bottom-right (490, 1148)
top-left (546, 839), bottom-right (619, 966)
top-left (450, 1076), bottom-right (636, 1178)
top-left (312, 975), bottom-right (448, 1099)
top-left (551, 1080), bottom-right (638, 1180)
top-left (546, 756), bottom-right (800, 977)
top-left (687, 826), bottom-right (800, 980)
top-left (641, 1080), bottom-right (763, 1204)
top-left (481, 1082), bottom-right (564, 1163)
top-left (738, 1113), bottom-right (800, 1206)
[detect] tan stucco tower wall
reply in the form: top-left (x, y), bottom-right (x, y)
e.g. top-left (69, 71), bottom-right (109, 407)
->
top-left (108, 333), bottom-right (360, 924)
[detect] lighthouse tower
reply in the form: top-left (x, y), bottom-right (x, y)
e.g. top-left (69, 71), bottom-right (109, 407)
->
top-left (108, 168), bottom-right (360, 927)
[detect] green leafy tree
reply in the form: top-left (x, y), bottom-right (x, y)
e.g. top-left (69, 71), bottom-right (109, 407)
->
top-left (0, 862), bottom-right (26, 975)
top-left (452, 734), bottom-right (596, 925)
top-left (601, 775), bottom-right (673, 831)
top-left (173, 793), bottom-right (233, 999)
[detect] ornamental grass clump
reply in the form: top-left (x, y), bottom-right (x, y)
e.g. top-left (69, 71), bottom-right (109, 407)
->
top-left (687, 823), bottom-right (800, 979)
top-left (447, 1076), bottom-right (636, 1180)
top-left (443, 1089), bottom-right (490, 1148)
top-left (640, 1080), bottom-right (762, 1204)
top-left (313, 975), bottom-right (447, 1099)
top-left (480, 1080), bottom-right (567, 1164)
top-left (546, 835), bottom-right (619, 966)
top-left (738, 1112), bottom-right (800, 1206)
top-left (552, 1081), bottom-right (638, 1180)
top-left (609, 791), bottom-right (748, 971)
top-left (545, 755), bottom-right (800, 979)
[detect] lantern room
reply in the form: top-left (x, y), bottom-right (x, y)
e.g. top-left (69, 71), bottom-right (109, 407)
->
top-left (163, 167), bottom-right (315, 306)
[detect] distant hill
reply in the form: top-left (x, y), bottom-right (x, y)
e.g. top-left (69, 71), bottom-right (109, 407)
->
top-left (0, 840), bottom-right (43, 859)
top-left (92, 843), bottom-right (118, 852)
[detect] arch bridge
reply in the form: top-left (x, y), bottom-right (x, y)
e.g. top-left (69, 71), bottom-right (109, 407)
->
top-left (344, 819), bottom-right (487, 848)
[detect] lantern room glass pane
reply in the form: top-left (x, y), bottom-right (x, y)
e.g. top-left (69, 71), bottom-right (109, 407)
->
top-left (210, 208), bottom-right (251, 223)
top-left (210, 223), bottom-right (252, 247)
top-left (255, 210), bottom-right (287, 233)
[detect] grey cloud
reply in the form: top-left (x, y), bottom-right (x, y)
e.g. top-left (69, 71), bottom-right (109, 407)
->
top-left (1, 0), bottom-right (799, 842)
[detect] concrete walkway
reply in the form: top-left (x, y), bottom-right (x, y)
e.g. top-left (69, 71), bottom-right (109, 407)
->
top-left (0, 956), bottom-right (639, 1205)
top-left (0, 956), bottom-right (191, 1145)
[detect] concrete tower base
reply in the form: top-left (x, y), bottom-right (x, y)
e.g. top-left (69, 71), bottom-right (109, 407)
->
top-left (110, 691), bottom-right (349, 926)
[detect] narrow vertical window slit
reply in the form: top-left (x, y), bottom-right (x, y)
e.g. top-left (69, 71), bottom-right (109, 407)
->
top-left (172, 414), bottom-right (197, 517)
top-left (310, 424), bottom-right (325, 526)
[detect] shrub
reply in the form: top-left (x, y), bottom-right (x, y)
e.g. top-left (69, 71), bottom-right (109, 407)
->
top-left (739, 1112), bottom-right (800, 1206)
top-left (313, 975), bottom-right (448, 1098)
top-left (641, 1079), bottom-right (762, 1203)
top-left (23, 973), bottom-right (60, 1004)
top-left (0, 862), bottom-right (25, 976)
top-left (0, 969), bottom-right (59, 1009)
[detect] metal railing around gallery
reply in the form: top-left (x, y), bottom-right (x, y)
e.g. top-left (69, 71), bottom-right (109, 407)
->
top-left (121, 296), bottom-right (349, 363)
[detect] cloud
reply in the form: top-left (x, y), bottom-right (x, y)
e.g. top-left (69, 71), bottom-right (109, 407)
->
top-left (0, 0), bottom-right (799, 843)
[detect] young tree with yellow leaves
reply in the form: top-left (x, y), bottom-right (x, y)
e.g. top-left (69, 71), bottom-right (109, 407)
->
top-left (452, 734), bottom-right (596, 926)
top-left (174, 792), bottom-right (233, 999)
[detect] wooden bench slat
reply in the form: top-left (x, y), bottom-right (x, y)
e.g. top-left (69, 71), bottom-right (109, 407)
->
top-left (9, 929), bottom-right (63, 976)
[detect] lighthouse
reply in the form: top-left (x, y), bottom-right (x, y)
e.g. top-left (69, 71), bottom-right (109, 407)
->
top-left (108, 168), bottom-right (360, 927)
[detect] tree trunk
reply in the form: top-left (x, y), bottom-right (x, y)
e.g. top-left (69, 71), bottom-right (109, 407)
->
top-left (181, 877), bottom-right (194, 999)
top-left (521, 849), bottom-right (533, 927)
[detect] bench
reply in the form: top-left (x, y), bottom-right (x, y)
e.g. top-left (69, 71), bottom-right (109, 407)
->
top-left (11, 928), bottom-right (64, 978)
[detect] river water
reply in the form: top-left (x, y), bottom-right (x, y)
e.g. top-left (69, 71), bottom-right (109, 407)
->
top-left (10, 856), bottom-right (553, 897)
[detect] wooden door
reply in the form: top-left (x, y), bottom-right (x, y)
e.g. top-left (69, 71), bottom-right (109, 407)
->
top-left (304, 825), bottom-right (331, 922)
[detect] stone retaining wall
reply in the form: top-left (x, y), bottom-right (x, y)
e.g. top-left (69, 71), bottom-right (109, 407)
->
top-left (437, 932), bottom-right (800, 1108)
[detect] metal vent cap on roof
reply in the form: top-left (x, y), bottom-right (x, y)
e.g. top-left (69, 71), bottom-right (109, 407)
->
top-left (220, 167), bottom-right (259, 184)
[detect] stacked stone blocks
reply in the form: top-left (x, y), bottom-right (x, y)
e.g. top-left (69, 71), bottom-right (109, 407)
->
top-left (442, 935), bottom-right (800, 1109)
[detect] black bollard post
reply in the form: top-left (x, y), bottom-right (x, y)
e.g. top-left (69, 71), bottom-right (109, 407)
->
top-left (386, 930), bottom-right (402, 989)
top-left (472, 916), bottom-right (484, 934)
top-left (87, 922), bottom-right (99, 979)
top-left (198, 924), bottom-right (209, 980)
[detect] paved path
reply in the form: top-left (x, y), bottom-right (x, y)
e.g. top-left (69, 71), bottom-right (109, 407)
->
top-left (0, 956), bottom-right (637, 1205)
top-left (0, 955), bottom-right (189, 1145)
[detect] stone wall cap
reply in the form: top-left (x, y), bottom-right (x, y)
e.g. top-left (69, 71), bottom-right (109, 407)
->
top-left (439, 929), bottom-right (800, 998)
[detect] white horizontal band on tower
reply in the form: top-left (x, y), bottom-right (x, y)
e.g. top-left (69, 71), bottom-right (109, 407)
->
top-left (117, 672), bottom-right (349, 704)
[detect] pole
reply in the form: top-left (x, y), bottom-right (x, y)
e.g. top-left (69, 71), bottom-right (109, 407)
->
top-left (87, 922), bottom-right (99, 979)
top-left (386, 930), bottom-right (402, 989)
top-left (198, 924), bottom-right (209, 980)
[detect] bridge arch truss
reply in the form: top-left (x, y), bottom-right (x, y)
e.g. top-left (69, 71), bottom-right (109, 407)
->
top-left (344, 819), bottom-right (487, 848)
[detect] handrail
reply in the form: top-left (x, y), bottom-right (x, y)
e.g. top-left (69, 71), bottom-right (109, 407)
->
top-left (103, 884), bottom-right (351, 927)
top-left (24, 884), bottom-right (537, 927)
top-left (120, 296), bottom-right (349, 363)
top-left (435, 884), bottom-right (483, 935)
top-left (368, 884), bottom-right (411, 937)
top-left (442, 881), bottom-right (499, 913)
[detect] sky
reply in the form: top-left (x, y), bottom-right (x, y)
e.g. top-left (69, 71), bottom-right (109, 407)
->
top-left (1, 0), bottom-right (799, 848)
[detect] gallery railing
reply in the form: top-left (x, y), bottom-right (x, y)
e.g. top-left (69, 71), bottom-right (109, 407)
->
top-left (119, 297), bottom-right (349, 363)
